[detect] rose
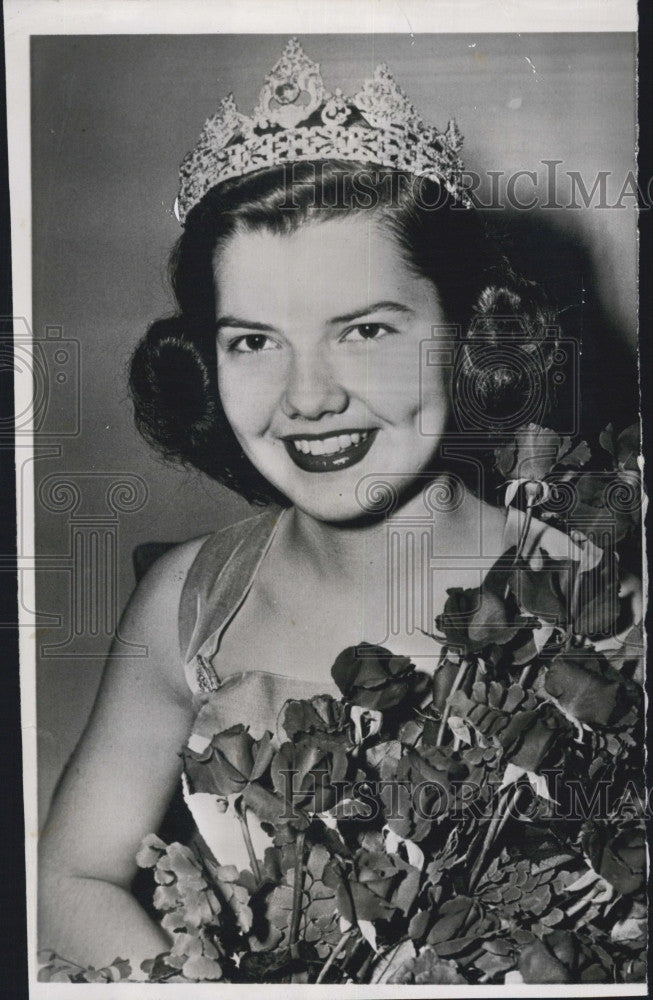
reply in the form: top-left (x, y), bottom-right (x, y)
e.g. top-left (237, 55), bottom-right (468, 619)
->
top-left (182, 724), bottom-right (274, 797)
top-left (495, 425), bottom-right (595, 511)
top-left (518, 930), bottom-right (577, 983)
top-left (435, 548), bottom-right (541, 657)
top-left (495, 423), bottom-right (567, 483)
top-left (239, 741), bottom-right (352, 839)
top-left (281, 694), bottom-right (354, 750)
top-left (270, 737), bottom-right (351, 817)
top-left (380, 745), bottom-right (468, 841)
top-left (436, 577), bottom-right (528, 656)
top-left (499, 703), bottom-right (573, 772)
top-left (545, 649), bottom-right (637, 726)
top-left (581, 821), bottom-right (646, 895)
top-left (331, 643), bottom-right (415, 710)
top-left (333, 849), bottom-right (421, 925)
top-left (437, 587), bottom-right (521, 652)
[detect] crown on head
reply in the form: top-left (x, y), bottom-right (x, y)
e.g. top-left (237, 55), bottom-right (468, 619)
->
top-left (175, 38), bottom-right (470, 224)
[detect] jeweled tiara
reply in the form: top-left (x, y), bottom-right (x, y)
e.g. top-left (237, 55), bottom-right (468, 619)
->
top-left (175, 37), bottom-right (470, 224)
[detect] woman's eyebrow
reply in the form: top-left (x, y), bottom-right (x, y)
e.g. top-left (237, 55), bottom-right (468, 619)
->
top-left (328, 301), bottom-right (415, 325)
top-left (215, 316), bottom-right (278, 332)
top-left (216, 301), bottom-right (414, 333)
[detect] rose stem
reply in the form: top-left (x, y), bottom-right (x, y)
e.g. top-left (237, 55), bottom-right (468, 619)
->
top-left (568, 555), bottom-right (584, 636)
top-left (356, 949), bottom-right (375, 982)
top-left (315, 928), bottom-right (355, 984)
top-left (493, 783), bottom-right (522, 842)
top-left (235, 799), bottom-right (262, 884)
top-left (469, 783), bottom-right (519, 890)
top-left (503, 490), bottom-right (538, 599)
top-left (288, 829), bottom-right (307, 960)
top-left (436, 656), bottom-right (469, 747)
top-left (345, 934), bottom-right (371, 980)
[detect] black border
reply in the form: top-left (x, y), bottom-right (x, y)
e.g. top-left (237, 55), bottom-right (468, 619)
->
top-left (0, 2), bottom-right (27, 996)
top-left (637, 1), bottom-right (652, 995)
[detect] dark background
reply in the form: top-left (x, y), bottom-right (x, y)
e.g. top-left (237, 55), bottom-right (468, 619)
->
top-left (29, 33), bottom-right (638, 820)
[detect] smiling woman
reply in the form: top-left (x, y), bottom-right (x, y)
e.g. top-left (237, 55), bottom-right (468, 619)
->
top-left (214, 216), bottom-right (451, 520)
top-left (130, 157), bottom-right (555, 513)
top-left (37, 36), bottom-right (644, 988)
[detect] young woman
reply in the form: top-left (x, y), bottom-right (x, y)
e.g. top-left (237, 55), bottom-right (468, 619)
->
top-left (38, 40), bottom-right (642, 983)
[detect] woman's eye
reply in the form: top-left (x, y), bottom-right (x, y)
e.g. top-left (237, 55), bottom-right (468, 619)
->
top-left (342, 323), bottom-right (393, 343)
top-left (229, 334), bottom-right (278, 354)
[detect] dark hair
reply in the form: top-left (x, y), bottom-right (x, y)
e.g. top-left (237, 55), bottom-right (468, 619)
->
top-left (129, 161), bottom-right (557, 505)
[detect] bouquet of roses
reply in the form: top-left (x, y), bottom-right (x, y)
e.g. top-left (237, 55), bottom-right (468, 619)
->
top-left (39, 423), bottom-right (646, 985)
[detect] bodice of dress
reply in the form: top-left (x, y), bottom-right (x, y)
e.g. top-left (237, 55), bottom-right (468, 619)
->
top-left (177, 506), bottom-right (335, 717)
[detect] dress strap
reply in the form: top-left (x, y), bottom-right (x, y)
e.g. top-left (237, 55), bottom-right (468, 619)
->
top-left (178, 506), bottom-right (286, 693)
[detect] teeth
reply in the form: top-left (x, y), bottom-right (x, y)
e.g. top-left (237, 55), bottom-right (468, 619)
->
top-left (290, 431), bottom-right (370, 456)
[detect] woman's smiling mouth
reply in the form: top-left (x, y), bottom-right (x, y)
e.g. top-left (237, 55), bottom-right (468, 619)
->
top-left (282, 428), bottom-right (378, 472)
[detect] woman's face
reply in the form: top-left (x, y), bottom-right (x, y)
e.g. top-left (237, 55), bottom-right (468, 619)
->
top-left (215, 214), bottom-right (450, 522)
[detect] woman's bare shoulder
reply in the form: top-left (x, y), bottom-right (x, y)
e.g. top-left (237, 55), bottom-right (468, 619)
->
top-left (140, 534), bottom-right (210, 591)
top-left (127, 534), bottom-right (210, 611)
top-left (117, 534), bottom-right (211, 697)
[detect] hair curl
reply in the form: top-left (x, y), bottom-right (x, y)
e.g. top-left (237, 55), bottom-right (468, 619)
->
top-left (129, 162), bottom-right (557, 505)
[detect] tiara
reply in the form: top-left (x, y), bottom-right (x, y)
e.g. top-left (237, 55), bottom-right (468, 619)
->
top-left (175, 38), bottom-right (470, 224)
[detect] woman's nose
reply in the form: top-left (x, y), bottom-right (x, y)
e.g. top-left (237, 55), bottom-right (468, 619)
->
top-left (280, 350), bottom-right (349, 420)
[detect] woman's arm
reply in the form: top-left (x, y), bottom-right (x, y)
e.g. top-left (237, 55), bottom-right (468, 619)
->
top-left (38, 536), bottom-right (206, 974)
